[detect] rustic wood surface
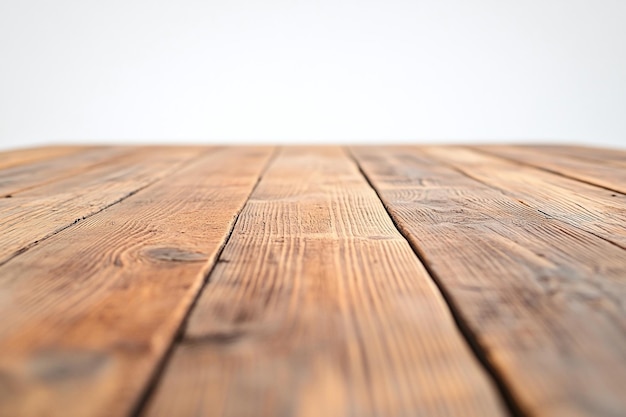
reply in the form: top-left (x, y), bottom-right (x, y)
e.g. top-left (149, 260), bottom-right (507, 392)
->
top-left (0, 146), bottom-right (273, 417)
top-left (424, 146), bottom-right (626, 249)
top-left (0, 146), bottom-right (87, 171)
top-left (0, 145), bottom-right (624, 417)
top-left (142, 147), bottom-right (504, 417)
top-left (472, 145), bottom-right (626, 195)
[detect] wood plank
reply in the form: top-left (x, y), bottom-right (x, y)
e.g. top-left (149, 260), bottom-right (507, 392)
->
top-left (473, 145), bottom-right (626, 194)
top-left (0, 145), bottom-right (87, 171)
top-left (0, 146), bottom-right (131, 197)
top-left (0, 146), bottom-right (204, 265)
top-left (0, 146), bottom-right (274, 417)
top-left (517, 145), bottom-right (626, 167)
top-left (424, 146), bottom-right (626, 249)
top-left (142, 147), bottom-right (505, 417)
top-left (351, 146), bottom-right (626, 417)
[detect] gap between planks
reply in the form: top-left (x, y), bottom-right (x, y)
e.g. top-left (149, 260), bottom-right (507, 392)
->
top-left (350, 146), bottom-right (626, 417)
top-left (467, 145), bottom-right (626, 197)
top-left (0, 146), bottom-right (276, 417)
top-left (128, 146), bottom-right (280, 417)
top-left (423, 146), bottom-right (626, 251)
top-left (345, 147), bottom-right (526, 417)
top-left (138, 148), bottom-right (510, 416)
top-left (0, 147), bottom-right (210, 267)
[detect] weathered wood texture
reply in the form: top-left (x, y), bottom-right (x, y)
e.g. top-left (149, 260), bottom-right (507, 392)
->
top-left (143, 147), bottom-right (505, 417)
top-left (473, 145), bottom-right (626, 194)
top-left (0, 146), bottom-right (127, 197)
top-left (424, 146), bottom-right (626, 249)
top-left (0, 146), bottom-right (274, 417)
top-left (0, 146), bottom-right (203, 265)
top-left (0, 144), bottom-right (625, 417)
top-left (351, 146), bottom-right (626, 417)
top-left (513, 145), bottom-right (626, 167)
top-left (0, 145), bottom-right (87, 171)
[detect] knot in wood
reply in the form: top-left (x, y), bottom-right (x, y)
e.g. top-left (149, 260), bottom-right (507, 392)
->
top-left (143, 247), bottom-right (207, 263)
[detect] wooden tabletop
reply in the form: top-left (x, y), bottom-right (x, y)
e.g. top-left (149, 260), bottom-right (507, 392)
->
top-left (1, 145), bottom-right (625, 417)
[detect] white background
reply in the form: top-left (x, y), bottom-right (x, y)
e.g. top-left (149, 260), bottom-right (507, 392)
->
top-left (1, 0), bottom-right (625, 150)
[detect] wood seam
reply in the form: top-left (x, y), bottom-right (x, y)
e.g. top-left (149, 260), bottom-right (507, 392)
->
top-left (0, 146), bottom-right (87, 172)
top-left (345, 146), bottom-right (526, 417)
top-left (433, 149), bottom-right (626, 252)
top-left (467, 146), bottom-right (626, 196)
top-left (0, 148), bottom-right (214, 268)
top-left (1, 147), bottom-right (126, 198)
top-left (130, 146), bottom-right (280, 417)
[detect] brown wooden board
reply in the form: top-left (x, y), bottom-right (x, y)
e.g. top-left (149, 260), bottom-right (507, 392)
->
top-left (0, 146), bottom-right (203, 265)
top-left (0, 146), bottom-right (87, 171)
top-left (516, 144), bottom-right (626, 167)
top-left (351, 146), bottom-right (626, 417)
top-left (424, 146), bottom-right (626, 250)
top-left (473, 145), bottom-right (626, 194)
top-left (0, 146), bottom-right (132, 197)
top-left (0, 146), bottom-right (274, 417)
top-left (142, 147), bottom-right (505, 417)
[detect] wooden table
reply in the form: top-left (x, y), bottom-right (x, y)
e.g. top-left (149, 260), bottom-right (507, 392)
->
top-left (1, 145), bottom-right (625, 417)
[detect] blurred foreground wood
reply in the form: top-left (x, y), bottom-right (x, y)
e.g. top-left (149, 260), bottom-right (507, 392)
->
top-left (0, 145), bottom-right (625, 417)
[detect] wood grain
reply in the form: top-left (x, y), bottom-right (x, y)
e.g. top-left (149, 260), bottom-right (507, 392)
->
top-left (351, 146), bottom-right (626, 417)
top-left (0, 146), bottom-right (203, 265)
top-left (0, 147), bottom-right (274, 417)
top-left (142, 147), bottom-right (505, 417)
top-left (424, 146), bottom-right (626, 249)
top-left (0, 146), bottom-right (87, 171)
top-left (0, 146), bottom-right (131, 197)
top-left (516, 145), bottom-right (626, 167)
top-left (473, 145), bottom-right (626, 194)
